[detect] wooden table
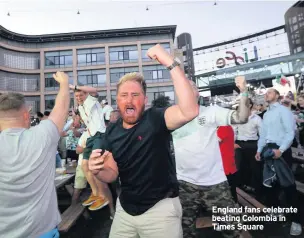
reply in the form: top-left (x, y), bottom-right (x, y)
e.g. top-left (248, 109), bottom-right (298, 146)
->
top-left (55, 174), bottom-right (75, 189)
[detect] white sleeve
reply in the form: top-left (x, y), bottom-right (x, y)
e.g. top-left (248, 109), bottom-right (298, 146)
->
top-left (212, 105), bottom-right (234, 126)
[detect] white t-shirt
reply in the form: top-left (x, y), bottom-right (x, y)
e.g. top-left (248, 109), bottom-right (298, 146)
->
top-left (234, 113), bottom-right (262, 141)
top-left (0, 120), bottom-right (61, 238)
top-left (78, 95), bottom-right (106, 136)
top-left (102, 105), bottom-right (114, 121)
top-left (77, 131), bottom-right (90, 166)
top-left (172, 105), bottom-right (233, 186)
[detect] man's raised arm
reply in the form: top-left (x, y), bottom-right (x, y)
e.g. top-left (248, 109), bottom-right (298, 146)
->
top-left (69, 84), bottom-right (98, 94)
top-left (147, 44), bottom-right (199, 130)
top-left (48, 72), bottom-right (70, 132)
top-left (230, 76), bottom-right (250, 124)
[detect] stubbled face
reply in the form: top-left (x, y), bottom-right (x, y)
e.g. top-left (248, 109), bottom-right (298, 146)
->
top-left (75, 91), bottom-right (87, 105)
top-left (189, 81), bottom-right (200, 101)
top-left (117, 81), bottom-right (147, 127)
top-left (298, 97), bottom-right (304, 108)
top-left (265, 89), bottom-right (279, 103)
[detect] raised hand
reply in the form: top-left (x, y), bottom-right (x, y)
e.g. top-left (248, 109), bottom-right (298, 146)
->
top-left (235, 76), bottom-right (247, 93)
top-left (147, 44), bottom-right (174, 67)
top-left (52, 71), bottom-right (69, 85)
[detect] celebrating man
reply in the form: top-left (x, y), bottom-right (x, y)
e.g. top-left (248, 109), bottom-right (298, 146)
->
top-left (89, 44), bottom-right (198, 237)
top-left (0, 72), bottom-right (70, 238)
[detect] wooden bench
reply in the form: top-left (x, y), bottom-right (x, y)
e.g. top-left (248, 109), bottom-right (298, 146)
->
top-left (195, 188), bottom-right (268, 237)
top-left (58, 185), bottom-right (90, 232)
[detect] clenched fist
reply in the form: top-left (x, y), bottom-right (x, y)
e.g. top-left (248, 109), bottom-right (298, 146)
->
top-left (235, 76), bottom-right (247, 93)
top-left (53, 71), bottom-right (69, 85)
top-left (147, 44), bottom-right (174, 67)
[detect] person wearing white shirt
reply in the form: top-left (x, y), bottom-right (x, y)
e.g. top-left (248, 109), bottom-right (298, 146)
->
top-left (71, 85), bottom-right (111, 212)
top-left (234, 99), bottom-right (263, 196)
top-left (101, 100), bottom-right (114, 126)
top-left (172, 77), bottom-right (250, 238)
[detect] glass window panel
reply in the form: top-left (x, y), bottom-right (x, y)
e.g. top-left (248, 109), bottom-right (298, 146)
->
top-left (60, 51), bottom-right (72, 56)
top-left (78, 54), bottom-right (86, 64)
top-left (141, 44), bottom-right (155, 50)
top-left (87, 54), bottom-right (92, 63)
top-left (91, 48), bottom-right (105, 53)
top-left (97, 74), bottom-right (106, 86)
top-left (110, 46), bottom-right (123, 52)
top-left (152, 71), bottom-right (158, 79)
top-left (45, 52), bottom-right (59, 57)
top-left (123, 51), bottom-right (129, 60)
top-left (119, 52), bottom-right (124, 60)
top-left (92, 54), bottom-right (97, 62)
top-left (87, 75), bottom-right (93, 84)
top-left (129, 50), bottom-right (138, 60)
top-left (65, 55), bottom-right (73, 65)
top-left (60, 56), bottom-right (65, 65)
top-left (92, 75), bottom-right (98, 84)
top-left (77, 49), bottom-right (91, 54)
top-left (45, 56), bottom-right (55, 66)
top-left (97, 53), bottom-right (105, 63)
top-left (123, 45), bottom-right (137, 51)
top-left (78, 75), bottom-right (87, 85)
top-left (78, 70), bottom-right (90, 76)
top-left (110, 52), bottom-right (118, 62)
top-left (158, 70), bottom-right (163, 79)
top-left (55, 56), bottom-right (60, 65)
top-left (110, 68), bottom-right (124, 73)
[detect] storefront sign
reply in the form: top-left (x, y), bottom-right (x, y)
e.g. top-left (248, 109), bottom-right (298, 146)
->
top-left (216, 46), bottom-right (259, 69)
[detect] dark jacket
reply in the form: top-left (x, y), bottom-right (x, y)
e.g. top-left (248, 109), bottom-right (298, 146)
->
top-left (261, 145), bottom-right (295, 188)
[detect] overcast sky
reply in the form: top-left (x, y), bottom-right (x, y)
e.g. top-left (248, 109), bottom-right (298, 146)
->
top-left (0, 0), bottom-right (297, 48)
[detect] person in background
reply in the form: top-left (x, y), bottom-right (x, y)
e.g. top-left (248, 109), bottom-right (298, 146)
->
top-left (64, 116), bottom-right (81, 161)
top-left (234, 99), bottom-right (262, 197)
top-left (101, 100), bottom-right (114, 126)
top-left (42, 111), bottom-right (50, 120)
top-left (71, 85), bottom-right (113, 212)
top-left (256, 88), bottom-right (302, 236)
top-left (72, 131), bottom-right (89, 204)
top-left (109, 110), bottom-right (120, 124)
top-left (37, 111), bottom-right (44, 122)
top-left (217, 125), bottom-right (238, 203)
top-left (0, 71), bottom-right (70, 238)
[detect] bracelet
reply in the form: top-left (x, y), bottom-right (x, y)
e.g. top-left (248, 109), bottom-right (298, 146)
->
top-left (240, 92), bottom-right (249, 97)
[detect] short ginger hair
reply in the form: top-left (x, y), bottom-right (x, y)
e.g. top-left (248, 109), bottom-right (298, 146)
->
top-left (116, 72), bottom-right (147, 95)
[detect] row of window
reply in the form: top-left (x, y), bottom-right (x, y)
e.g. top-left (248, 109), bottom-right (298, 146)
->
top-left (45, 43), bottom-right (170, 68)
top-left (26, 87), bottom-right (175, 112)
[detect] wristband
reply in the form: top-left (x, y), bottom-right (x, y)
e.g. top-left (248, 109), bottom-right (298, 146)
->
top-left (240, 92), bottom-right (248, 97)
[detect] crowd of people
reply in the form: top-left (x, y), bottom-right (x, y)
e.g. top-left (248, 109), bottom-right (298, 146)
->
top-left (0, 43), bottom-right (303, 238)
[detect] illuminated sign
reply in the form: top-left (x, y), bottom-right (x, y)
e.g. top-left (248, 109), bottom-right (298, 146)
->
top-left (216, 46), bottom-right (259, 69)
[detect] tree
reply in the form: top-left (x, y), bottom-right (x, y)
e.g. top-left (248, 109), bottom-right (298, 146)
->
top-left (152, 95), bottom-right (171, 108)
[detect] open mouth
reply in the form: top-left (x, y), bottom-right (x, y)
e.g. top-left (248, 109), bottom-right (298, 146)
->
top-left (126, 106), bottom-right (135, 115)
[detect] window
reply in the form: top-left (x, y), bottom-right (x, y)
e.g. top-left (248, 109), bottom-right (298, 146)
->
top-left (0, 47), bottom-right (40, 70)
top-left (110, 67), bottom-right (139, 86)
top-left (143, 65), bottom-right (170, 83)
top-left (109, 46), bottom-right (138, 63)
top-left (45, 93), bottom-right (74, 110)
top-left (45, 72), bottom-right (73, 91)
top-left (111, 90), bottom-right (117, 108)
top-left (141, 43), bottom-right (170, 62)
top-left (77, 70), bottom-right (106, 87)
top-left (146, 86), bottom-right (175, 105)
top-left (45, 51), bottom-right (73, 68)
top-left (77, 48), bottom-right (105, 66)
top-left (98, 91), bottom-right (107, 103)
top-left (0, 71), bottom-right (40, 92)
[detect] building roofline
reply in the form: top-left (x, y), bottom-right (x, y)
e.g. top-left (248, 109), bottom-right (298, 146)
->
top-left (193, 25), bottom-right (285, 51)
top-left (0, 25), bottom-right (177, 43)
